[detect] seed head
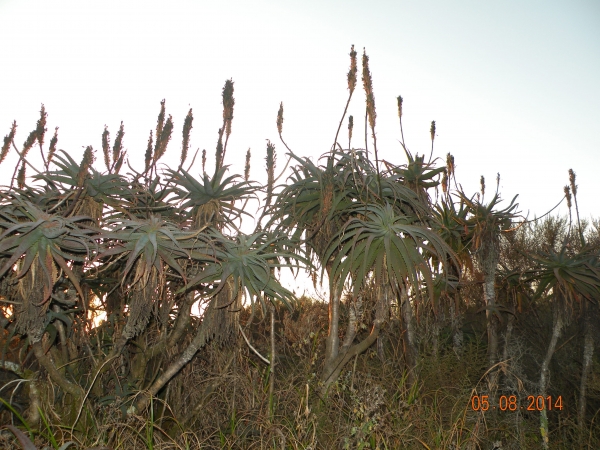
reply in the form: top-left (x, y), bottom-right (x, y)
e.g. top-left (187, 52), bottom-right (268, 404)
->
top-left (102, 126), bottom-right (111, 170)
top-left (47, 127), bottom-right (58, 167)
top-left (22, 129), bottom-right (37, 159)
top-left (362, 48), bottom-right (377, 131)
top-left (144, 130), bottom-right (153, 173)
top-left (430, 121), bottom-right (436, 142)
top-left (77, 145), bottom-right (95, 187)
top-left (113, 121), bottom-right (124, 164)
top-left (265, 140), bottom-right (276, 206)
top-left (277, 102), bottom-right (284, 136)
top-left (155, 99), bottom-right (166, 147)
top-left (202, 149), bottom-right (206, 174)
top-left (348, 115), bottom-right (354, 142)
top-left (564, 186), bottom-right (572, 210)
top-left (480, 175), bottom-right (485, 197)
top-left (1, 121), bottom-right (17, 165)
top-left (568, 168), bottom-right (577, 197)
top-left (222, 79), bottom-right (235, 137)
top-left (348, 45), bottom-right (358, 94)
top-left (215, 129), bottom-right (223, 171)
top-left (446, 153), bottom-right (455, 178)
top-left (397, 96), bottom-right (403, 118)
top-left (181, 108), bottom-right (193, 167)
top-left (244, 148), bottom-right (251, 181)
top-left (35, 104), bottom-right (47, 148)
top-left (154, 115), bottom-right (173, 162)
top-left (17, 162), bottom-right (26, 189)
top-left (442, 169), bottom-right (448, 194)
top-left (114, 152), bottom-right (124, 174)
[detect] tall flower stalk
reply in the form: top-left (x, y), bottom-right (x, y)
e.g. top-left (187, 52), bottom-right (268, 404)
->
top-left (332, 44), bottom-right (358, 153)
top-left (362, 48), bottom-right (381, 198)
top-left (1, 120), bottom-right (17, 166)
top-left (180, 108), bottom-right (193, 169)
top-left (397, 95), bottom-right (405, 146)
top-left (216, 79), bottom-right (235, 169)
top-left (265, 140), bottom-right (276, 208)
top-left (102, 126), bottom-right (111, 171)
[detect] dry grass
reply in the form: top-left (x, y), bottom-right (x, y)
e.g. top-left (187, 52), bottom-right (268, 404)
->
top-left (4, 297), bottom-right (595, 449)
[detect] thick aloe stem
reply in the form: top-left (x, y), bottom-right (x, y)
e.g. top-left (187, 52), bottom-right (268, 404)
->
top-left (401, 284), bottom-right (418, 387)
top-left (324, 287), bottom-right (341, 368)
top-left (578, 301), bottom-right (594, 431)
top-left (484, 274), bottom-right (499, 367)
top-left (539, 304), bottom-right (563, 449)
top-left (450, 298), bottom-right (463, 358)
top-left (268, 305), bottom-right (276, 420)
top-left (130, 300), bottom-right (215, 415)
top-left (321, 284), bottom-right (388, 392)
top-left (32, 342), bottom-right (83, 400)
top-left (322, 323), bottom-right (382, 392)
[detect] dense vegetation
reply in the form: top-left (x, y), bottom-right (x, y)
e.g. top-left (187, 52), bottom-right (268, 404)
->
top-left (0, 46), bottom-right (599, 449)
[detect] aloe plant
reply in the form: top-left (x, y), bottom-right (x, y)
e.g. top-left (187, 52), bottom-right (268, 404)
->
top-left (456, 191), bottom-right (520, 368)
top-left (0, 198), bottom-right (96, 312)
top-left (166, 166), bottom-right (257, 229)
top-left (526, 244), bottom-right (600, 448)
top-left (183, 228), bottom-right (308, 311)
top-left (321, 202), bottom-right (458, 387)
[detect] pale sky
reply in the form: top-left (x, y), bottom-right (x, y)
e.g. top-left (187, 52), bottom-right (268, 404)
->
top-left (1, 0), bottom-right (599, 296)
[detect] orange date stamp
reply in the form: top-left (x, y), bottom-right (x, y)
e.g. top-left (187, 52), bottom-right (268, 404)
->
top-left (470, 395), bottom-right (563, 412)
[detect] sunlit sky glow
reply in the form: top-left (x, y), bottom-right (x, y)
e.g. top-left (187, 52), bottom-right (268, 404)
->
top-left (1, 0), bottom-right (599, 297)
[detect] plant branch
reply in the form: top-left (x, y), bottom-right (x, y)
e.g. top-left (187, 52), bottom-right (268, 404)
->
top-left (238, 323), bottom-right (269, 364)
top-left (130, 299), bottom-right (215, 414)
top-left (32, 341), bottom-right (83, 399)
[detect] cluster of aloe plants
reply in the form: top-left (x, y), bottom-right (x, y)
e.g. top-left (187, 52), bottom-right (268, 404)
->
top-left (0, 84), bottom-right (304, 435)
top-left (0, 46), bottom-right (598, 449)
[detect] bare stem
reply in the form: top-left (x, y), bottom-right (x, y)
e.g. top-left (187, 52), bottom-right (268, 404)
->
top-left (269, 305), bottom-right (276, 421)
top-left (332, 93), bottom-right (354, 154)
top-left (364, 106), bottom-right (369, 161)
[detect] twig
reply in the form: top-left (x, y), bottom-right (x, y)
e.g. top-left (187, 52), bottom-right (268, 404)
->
top-left (238, 323), bottom-right (269, 364)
